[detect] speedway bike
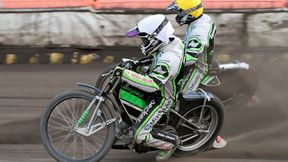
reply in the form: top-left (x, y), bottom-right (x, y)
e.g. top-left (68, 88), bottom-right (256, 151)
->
top-left (40, 59), bottom-right (228, 162)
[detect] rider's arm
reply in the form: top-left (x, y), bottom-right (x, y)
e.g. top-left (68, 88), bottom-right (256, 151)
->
top-left (186, 37), bottom-right (208, 73)
top-left (121, 63), bottom-right (171, 93)
top-left (185, 16), bottom-right (216, 74)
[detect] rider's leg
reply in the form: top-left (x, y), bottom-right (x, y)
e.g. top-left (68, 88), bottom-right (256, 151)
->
top-left (184, 67), bottom-right (227, 149)
top-left (131, 97), bottom-right (178, 150)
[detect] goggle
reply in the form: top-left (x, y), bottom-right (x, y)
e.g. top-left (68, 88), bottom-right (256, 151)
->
top-left (139, 34), bottom-right (150, 47)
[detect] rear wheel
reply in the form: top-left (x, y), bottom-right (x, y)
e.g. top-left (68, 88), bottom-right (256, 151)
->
top-left (174, 96), bottom-right (224, 156)
top-left (40, 91), bottom-right (115, 162)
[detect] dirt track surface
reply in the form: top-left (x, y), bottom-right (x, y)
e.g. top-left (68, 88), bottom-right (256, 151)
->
top-left (1, 144), bottom-right (286, 162)
top-left (0, 59), bottom-right (288, 162)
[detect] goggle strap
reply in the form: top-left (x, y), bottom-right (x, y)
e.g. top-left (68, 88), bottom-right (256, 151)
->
top-left (149, 17), bottom-right (169, 40)
top-left (183, 3), bottom-right (203, 15)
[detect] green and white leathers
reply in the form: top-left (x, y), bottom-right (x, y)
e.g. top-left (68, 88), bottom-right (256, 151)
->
top-left (182, 14), bottom-right (216, 94)
top-left (122, 36), bottom-right (183, 99)
top-left (122, 14), bottom-right (184, 150)
top-left (122, 36), bottom-right (184, 149)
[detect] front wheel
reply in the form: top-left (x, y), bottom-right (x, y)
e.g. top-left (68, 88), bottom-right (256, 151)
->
top-left (174, 96), bottom-right (224, 157)
top-left (40, 91), bottom-right (115, 162)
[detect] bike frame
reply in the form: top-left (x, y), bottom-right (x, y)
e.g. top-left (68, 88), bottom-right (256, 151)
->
top-left (74, 72), bottom-right (215, 138)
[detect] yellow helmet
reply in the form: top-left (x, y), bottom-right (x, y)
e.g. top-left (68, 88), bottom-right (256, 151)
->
top-left (167, 0), bottom-right (204, 25)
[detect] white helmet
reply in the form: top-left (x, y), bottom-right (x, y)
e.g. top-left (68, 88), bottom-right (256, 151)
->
top-left (126, 14), bottom-right (175, 56)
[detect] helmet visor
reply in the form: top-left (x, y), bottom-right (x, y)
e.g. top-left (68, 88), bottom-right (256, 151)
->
top-left (126, 26), bottom-right (140, 37)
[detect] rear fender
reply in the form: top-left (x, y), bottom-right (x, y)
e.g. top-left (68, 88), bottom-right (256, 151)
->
top-left (180, 92), bottom-right (225, 114)
top-left (170, 92), bottom-right (224, 129)
top-left (170, 92), bottom-right (215, 126)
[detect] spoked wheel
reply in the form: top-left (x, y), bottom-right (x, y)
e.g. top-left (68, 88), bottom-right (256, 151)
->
top-left (174, 97), bottom-right (224, 156)
top-left (40, 91), bottom-right (115, 162)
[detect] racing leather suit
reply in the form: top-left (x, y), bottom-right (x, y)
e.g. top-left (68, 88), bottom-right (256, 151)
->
top-left (181, 14), bottom-right (216, 94)
top-left (120, 36), bottom-right (184, 150)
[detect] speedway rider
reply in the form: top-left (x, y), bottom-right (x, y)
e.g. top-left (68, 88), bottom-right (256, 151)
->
top-left (113, 14), bottom-right (184, 161)
top-left (167, 0), bottom-right (227, 148)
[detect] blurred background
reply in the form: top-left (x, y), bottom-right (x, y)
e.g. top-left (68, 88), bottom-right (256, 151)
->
top-left (0, 0), bottom-right (287, 162)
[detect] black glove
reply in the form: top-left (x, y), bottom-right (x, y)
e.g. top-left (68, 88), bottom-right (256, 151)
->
top-left (121, 60), bottom-right (137, 71)
top-left (113, 66), bottom-right (124, 77)
top-left (137, 55), bottom-right (153, 65)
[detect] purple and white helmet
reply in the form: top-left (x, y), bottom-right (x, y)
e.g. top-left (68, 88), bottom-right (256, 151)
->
top-left (126, 14), bottom-right (175, 56)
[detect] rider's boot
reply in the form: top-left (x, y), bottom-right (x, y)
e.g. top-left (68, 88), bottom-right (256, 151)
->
top-left (155, 136), bottom-right (180, 162)
top-left (150, 129), bottom-right (180, 161)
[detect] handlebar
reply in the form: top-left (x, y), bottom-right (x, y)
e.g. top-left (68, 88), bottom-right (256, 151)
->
top-left (219, 62), bottom-right (250, 71)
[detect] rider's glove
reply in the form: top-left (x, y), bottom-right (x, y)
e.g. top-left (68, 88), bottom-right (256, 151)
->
top-left (121, 59), bottom-right (137, 71)
top-left (113, 66), bottom-right (124, 77)
top-left (137, 55), bottom-right (153, 65)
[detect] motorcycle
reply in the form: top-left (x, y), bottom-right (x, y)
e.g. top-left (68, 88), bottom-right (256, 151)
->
top-left (40, 58), bottom-right (229, 162)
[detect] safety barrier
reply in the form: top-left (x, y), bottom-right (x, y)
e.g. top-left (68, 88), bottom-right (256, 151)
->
top-left (0, 0), bottom-right (286, 9)
top-left (0, 52), bottom-right (98, 64)
top-left (0, 52), bottom-right (254, 64)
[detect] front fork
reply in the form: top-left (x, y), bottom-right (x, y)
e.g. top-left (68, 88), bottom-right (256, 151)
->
top-left (74, 95), bottom-right (106, 136)
top-left (76, 95), bottom-right (104, 127)
top-left (75, 78), bottom-right (121, 137)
